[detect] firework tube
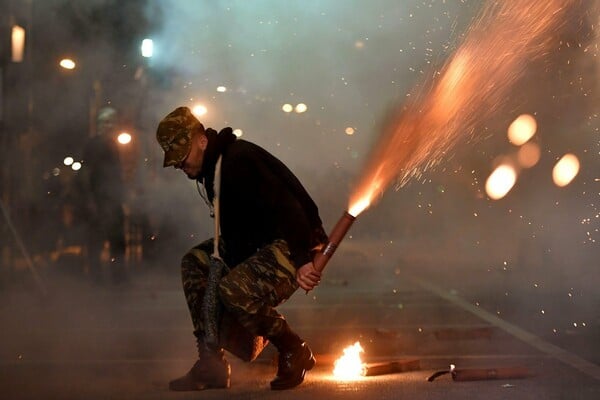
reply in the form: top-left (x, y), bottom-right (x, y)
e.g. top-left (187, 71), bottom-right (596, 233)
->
top-left (451, 366), bottom-right (532, 381)
top-left (362, 359), bottom-right (421, 376)
top-left (313, 211), bottom-right (356, 273)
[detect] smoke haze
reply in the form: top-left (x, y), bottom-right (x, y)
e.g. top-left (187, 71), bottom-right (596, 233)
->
top-left (0, 1), bottom-right (598, 396)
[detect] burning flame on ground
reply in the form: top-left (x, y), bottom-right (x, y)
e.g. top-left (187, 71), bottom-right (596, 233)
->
top-left (333, 342), bottom-right (366, 380)
top-left (348, 0), bottom-right (583, 216)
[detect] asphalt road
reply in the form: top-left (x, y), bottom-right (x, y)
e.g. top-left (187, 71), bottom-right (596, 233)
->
top-left (1, 243), bottom-right (598, 400)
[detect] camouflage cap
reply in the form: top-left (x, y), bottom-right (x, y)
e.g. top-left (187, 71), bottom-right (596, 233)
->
top-left (156, 107), bottom-right (204, 167)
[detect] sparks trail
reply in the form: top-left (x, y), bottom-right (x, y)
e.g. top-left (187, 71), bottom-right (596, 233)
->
top-left (349, 0), bottom-right (585, 215)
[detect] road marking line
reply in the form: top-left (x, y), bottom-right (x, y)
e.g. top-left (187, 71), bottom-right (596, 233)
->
top-left (410, 275), bottom-right (600, 381)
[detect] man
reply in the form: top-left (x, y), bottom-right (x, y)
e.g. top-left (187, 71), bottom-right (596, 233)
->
top-left (80, 107), bottom-right (127, 284)
top-left (156, 106), bottom-right (328, 391)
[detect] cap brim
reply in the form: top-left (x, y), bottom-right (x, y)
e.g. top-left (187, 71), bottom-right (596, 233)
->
top-left (163, 149), bottom-right (181, 168)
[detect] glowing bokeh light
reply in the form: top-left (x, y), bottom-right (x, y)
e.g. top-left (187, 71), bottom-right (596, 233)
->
top-left (517, 142), bottom-right (541, 168)
top-left (332, 342), bottom-right (365, 380)
top-left (345, 127), bottom-right (355, 135)
top-left (59, 58), bottom-right (76, 70)
top-left (216, 86), bottom-right (227, 93)
top-left (11, 25), bottom-right (25, 63)
top-left (192, 104), bottom-right (208, 117)
top-left (485, 164), bottom-right (517, 200)
top-left (508, 114), bottom-right (537, 145)
top-left (282, 103), bottom-right (293, 113)
top-left (117, 132), bottom-right (132, 145)
top-left (63, 156), bottom-right (74, 166)
top-left (233, 128), bottom-right (243, 137)
top-left (552, 153), bottom-right (580, 187)
top-left (141, 39), bottom-right (153, 58)
top-left (295, 103), bottom-right (307, 113)
top-left (71, 162), bottom-right (82, 171)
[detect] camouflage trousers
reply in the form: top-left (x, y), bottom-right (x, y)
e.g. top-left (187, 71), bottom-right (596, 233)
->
top-left (181, 238), bottom-right (299, 343)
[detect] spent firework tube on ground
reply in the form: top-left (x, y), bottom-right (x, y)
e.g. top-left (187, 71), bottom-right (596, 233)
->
top-left (362, 359), bottom-right (421, 376)
top-left (427, 365), bottom-right (533, 382)
top-left (451, 366), bottom-right (532, 381)
top-left (313, 211), bottom-right (356, 273)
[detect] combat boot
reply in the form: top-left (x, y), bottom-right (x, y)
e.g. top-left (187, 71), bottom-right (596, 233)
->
top-left (269, 324), bottom-right (316, 390)
top-left (169, 346), bottom-right (230, 391)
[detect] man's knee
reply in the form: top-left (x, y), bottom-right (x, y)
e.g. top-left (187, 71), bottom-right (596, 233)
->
top-left (180, 247), bottom-right (212, 283)
top-left (181, 239), bottom-right (215, 267)
top-left (180, 252), bottom-right (198, 274)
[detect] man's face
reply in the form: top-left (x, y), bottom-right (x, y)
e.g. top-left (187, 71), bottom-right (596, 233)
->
top-left (175, 131), bottom-right (207, 180)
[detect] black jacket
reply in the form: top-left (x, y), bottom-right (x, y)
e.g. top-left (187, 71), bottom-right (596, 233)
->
top-left (198, 128), bottom-right (327, 268)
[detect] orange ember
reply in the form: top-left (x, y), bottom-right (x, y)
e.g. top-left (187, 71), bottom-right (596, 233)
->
top-left (349, 0), bottom-right (582, 215)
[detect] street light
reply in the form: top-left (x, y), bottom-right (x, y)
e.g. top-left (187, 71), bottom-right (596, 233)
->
top-left (295, 103), bottom-right (307, 113)
top-left (59, 58), bottom-right (76, 70)
top-left (141, 39), bottom-right (153, 58)
top-left (192, 104), bottom-right (207, 117)
top-left (117, 132), bottom-right (132, 145)
top-left (11, 25), bottom-right (25, 63)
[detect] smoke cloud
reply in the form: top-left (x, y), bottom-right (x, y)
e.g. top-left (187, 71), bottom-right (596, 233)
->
top-left (0, 2), bottom-right (598, 394)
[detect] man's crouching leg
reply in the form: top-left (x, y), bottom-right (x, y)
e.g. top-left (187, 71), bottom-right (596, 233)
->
top-left (218, 240), bottom-right (315, 390)
top-left (170, 240), bottom-right (231, 391)
top-left (267, 321), bottom-right (316, 390)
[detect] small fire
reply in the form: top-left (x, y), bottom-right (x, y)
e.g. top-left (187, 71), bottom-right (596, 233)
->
top-left (333, 342), bottom-right (366, 380)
